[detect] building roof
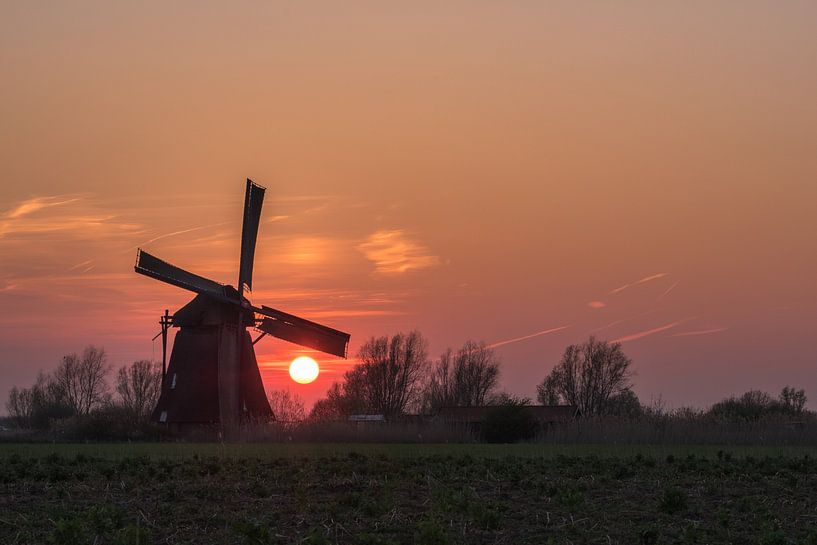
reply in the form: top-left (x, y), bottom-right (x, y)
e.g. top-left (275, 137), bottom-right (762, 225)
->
top-left (435, 405), bottom-right (576, 423)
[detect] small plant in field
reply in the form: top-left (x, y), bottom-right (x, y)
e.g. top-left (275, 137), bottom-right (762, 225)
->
top-left (555, 485), bottom-right (585, 509)
top-left (230, 520), bottom-right (282, 545)
top-left (86, 504), bottom-right (125, 534)
top-left (414, 519), bottom-right (451, 545)
top-left (48, 517), bottom-right (86, 545)
top-left (659, 487), bottom-right (688, 514)
top-left (249, 480), bottom-right (271, 498)
top-left (758, 529), bottom-right (788, 545)
top-left (357, 534), bottom-right (399, 545)
top-left (638, 525), bottom-right (659, 545)
top-left (113, 524), bottom-right (151, 545)
top-left (304, 529), bottom-right (330, 545)
top-left (471, 503), bottom-right (504, 530)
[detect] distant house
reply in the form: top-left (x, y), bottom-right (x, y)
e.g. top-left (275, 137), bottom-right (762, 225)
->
top-left (348, 414), bottom-right (386, 423)
top-left (435, 405), bottom-right (576, 430)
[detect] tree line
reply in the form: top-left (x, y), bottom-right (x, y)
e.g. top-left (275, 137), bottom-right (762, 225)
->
top-left (5, 346), bottom-right (162, 431)
top-left (6, 334), bottom-right (809, 431)
top-left (308, 332), bottom-right (505, 421)
top-left (306, 331), bottom-right (809, 423)
top-left (306, 332), bottom-right (647, 421)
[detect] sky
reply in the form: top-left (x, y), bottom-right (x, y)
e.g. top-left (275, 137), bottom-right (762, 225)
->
top-left (1, 1), bottom-right (816, 412)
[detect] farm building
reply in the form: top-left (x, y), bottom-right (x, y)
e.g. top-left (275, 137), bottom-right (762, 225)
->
top-left (435, 405), bottom-right (576, 430)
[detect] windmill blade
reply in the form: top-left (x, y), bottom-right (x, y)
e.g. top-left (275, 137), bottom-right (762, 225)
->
top-left (238, 179), bottom-right (266, 294)
top-left (255, 305), bottom-right (350, 358)
top-left (135, 249), bottom-right (233, 302)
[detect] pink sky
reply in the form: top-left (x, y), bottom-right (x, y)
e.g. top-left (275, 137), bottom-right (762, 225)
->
top-left (1, 2), bottom-right (816, 412)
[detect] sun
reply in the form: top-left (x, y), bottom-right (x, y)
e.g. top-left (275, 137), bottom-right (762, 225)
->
top-left (289, 356), bottom-right (320, 384)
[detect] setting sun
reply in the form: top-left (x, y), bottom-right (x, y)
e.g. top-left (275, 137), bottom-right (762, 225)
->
top-left (289, 356), bottom-right (320, 384)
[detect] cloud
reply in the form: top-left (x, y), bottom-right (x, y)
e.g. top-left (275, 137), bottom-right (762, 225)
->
top-left (488, 326), bottom-right (569, 349)
top-left (611, 320), bottom-right (684, 343)
top-left (610, 273), bottom-right (668, 294)
top-left (357, 230), bottom-right (440, 274)
top-left (3, 196), bottom-right (80, 220)
top-left (588, 301), bottom-right (606, 309)
top-left (671, 327), bottom-right (728, 338)
top-left (0, 195), bottom-right (140, 239)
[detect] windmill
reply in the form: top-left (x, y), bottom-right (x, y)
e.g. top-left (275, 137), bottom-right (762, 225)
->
top-left (135, 179), bottom-right (350, 430)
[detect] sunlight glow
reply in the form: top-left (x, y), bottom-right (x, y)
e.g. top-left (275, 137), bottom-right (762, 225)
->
top-left (289, 356), bottom-right (320, 384)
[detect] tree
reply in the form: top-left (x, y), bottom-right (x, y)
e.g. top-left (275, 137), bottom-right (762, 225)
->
top-left (536, 374), bottom-right (561, 405)
top-left (6, 371), bottom-right (73, 429)
top-left (5, 386), bottom-right (34, 428)
top-left (709, 388), bottom-right (808, 421)
top-left (116, 360), bottom-right (162, 421)
top-left (351, 331), bottom-right (430, 416)
top-left (536, 336), bottom-right (633, 416)
top-left (53, 346), bottom-right (111, 416)
top-left (268, 389), bottom-right (306, 422)
top-left (605, 388), bottom-right (643, 418)
top-left (779, 386), bottom-right (807, 414)
top-left (309, 382), bottom-right (363, 422)
top-left (311, 331), bottom-right (430, 418)
top-left (425, 341), bottom-right (500, 411)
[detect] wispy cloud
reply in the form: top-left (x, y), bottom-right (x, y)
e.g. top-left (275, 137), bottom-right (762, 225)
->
top-left (3, 196), bottom-right (80, 220)
top-left (612, 320), bottom-right (685, 343)
top-left (0, 195), bottom-right (140, 239)
top-left (588, 301), bottom-right (606, 309)
top-left (610, 273), bottom-right (668, 294)
top-left (357, 230), bottom-right (439, 274)
top-left (671, 327), bottom-right (728, 338)
top-left (488, 326), bottom-right (569, 349)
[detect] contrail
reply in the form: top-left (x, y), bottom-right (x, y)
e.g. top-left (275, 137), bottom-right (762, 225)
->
top-left (671, 327), bottom-right (728, 338)
top-left (123, 221), bottom-right (233, 253)
top-left (610, 273), bottom-right (668, 294)
top-left (657, 281), bottom-right (679, 301)
top-left (612, 320), bottom-right (684, 343)
top-left (488, 326), bottom-right (569, 349)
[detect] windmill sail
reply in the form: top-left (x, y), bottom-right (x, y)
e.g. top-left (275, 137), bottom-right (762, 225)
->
top-left (257, 305), bottom-right (350, 358)
top-left (135, 249), bottom-right (232, 303)
top-left (238, 179), bottom-right (265, 294)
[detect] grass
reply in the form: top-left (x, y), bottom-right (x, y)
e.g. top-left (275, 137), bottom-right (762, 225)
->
top-left (1, 442), bottom-right (816, 544)
top-left (2, 441), bottom-right (817, 459)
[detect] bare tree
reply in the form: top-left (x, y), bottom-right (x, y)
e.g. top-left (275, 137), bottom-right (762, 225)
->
top-left (536, 336), bottom-right (633, 416)
top-left (53, 346), bottom-right (111, 416)
top-left (354, 331), bottom-right (430, 416)
top-left (426, 341), bottom-right (500, 410)
top-left (268, 389), bottom-right (306, 422)
top-left (5, 386), bottom-right (34, 428)
top-left (318, 331), bottom-right (430, 417)
top-left (116, 360), bottom-right (162, 421)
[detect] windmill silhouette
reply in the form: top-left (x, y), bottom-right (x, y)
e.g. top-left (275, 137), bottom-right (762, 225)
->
top-left (135, 179), bottom-right (350, 430)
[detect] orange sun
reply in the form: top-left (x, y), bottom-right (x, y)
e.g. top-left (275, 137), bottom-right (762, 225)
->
top-left (289, 356), bottom-right (319, 384)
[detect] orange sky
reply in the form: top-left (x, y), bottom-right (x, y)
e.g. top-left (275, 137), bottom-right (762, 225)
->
top-left (1, 2), bottom-right (816, 412)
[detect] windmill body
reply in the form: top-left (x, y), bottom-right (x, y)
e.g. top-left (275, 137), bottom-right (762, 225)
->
top-left (135, 180), bottom-right (350, 430)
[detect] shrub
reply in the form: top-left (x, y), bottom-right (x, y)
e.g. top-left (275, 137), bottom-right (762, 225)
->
top-left (481, 397), bottom-right (538, 443)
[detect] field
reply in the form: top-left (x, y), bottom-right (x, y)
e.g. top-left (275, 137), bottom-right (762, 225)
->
top-left (1, 443), bottom-right (816, 545)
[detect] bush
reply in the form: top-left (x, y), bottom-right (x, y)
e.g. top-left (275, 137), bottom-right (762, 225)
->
top-left (50, 407), bottom-right (172, 441)
top-left (481, 397), bottom-right (538, 443)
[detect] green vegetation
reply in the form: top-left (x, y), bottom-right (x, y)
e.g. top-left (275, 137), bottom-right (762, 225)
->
top-left (1, 443), bottom-right (816, 544)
